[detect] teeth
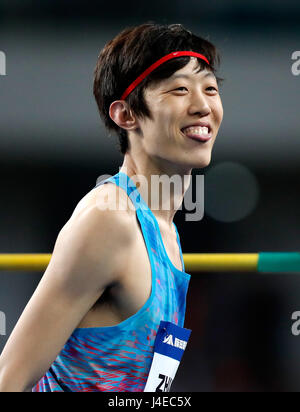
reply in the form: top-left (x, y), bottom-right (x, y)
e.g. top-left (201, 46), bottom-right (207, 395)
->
top-left (183, 126), bottom-right (209, 135)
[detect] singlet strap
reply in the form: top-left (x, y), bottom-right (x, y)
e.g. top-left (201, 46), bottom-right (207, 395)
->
top-left (95, 172), bottom-right (149, 212)
top-left (173, 222), bottom-right (185, 272)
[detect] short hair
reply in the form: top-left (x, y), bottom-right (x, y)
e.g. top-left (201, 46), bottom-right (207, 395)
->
top-left (93, 23), bottom-right (222, 154)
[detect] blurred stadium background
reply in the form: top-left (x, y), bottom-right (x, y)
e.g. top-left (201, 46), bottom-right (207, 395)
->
top-left (1, 0), bottom-right (300, 391)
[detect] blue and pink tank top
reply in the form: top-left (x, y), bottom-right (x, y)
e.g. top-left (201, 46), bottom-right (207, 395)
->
top-left (33, 172), bottom-right (191, 392)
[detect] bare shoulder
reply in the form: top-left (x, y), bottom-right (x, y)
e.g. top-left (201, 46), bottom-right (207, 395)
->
top-left (49, 182), bottom-right (137, 289)
top-left (70, 181), bottom-right (136, 222)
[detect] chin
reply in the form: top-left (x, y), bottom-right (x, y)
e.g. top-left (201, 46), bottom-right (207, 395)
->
top-left (189, 153), bottom-right (212, 169)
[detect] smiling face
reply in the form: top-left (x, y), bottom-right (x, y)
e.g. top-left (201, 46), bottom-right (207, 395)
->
top-left (132, 58), bottom-right (223, 170)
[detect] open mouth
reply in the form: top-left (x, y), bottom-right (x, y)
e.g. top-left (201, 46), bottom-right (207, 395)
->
top-left (181, 125), bottom-right (212, 142)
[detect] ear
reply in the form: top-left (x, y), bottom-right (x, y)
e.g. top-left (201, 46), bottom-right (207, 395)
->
top-left (109, 101), bottom-right (139, 131)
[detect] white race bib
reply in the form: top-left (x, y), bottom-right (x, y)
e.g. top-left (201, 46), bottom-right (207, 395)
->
top-left (144, 321), bottom-right (191, 392)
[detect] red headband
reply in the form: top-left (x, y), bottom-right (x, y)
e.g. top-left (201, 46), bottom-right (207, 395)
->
top-left (120, 51), bottom-right (210, 100)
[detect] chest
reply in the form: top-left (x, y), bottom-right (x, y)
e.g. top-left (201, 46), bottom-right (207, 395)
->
top-left (114, 216), bottom-right (183, 308)
top-left (77, 215), bottom-right (182, 328)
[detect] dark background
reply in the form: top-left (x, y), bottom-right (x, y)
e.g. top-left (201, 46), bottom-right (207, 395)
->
top-left (1, 0), bottom-right (300, 392)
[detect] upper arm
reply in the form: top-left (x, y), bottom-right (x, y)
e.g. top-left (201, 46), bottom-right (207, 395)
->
top-left (0, 202), bottom-right (135, 391)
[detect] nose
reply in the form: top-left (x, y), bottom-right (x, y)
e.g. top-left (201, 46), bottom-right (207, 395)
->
top-left (188, 90), bottom-right (211, 117)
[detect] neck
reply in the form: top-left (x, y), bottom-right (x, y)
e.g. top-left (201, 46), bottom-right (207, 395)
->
top-left (119, 154), bottom-right (192, 229)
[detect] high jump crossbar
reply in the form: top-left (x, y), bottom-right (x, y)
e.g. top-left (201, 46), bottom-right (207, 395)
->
top-left (0, 253), bottom-right (299, 273)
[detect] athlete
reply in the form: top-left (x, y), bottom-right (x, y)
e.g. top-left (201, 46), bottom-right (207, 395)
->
top-left (0, 23), bottom-right (223, 392)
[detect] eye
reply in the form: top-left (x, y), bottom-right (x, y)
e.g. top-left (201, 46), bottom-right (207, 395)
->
top-left (173, 87), bottom-right (188, 92)
top-left (206, 86), bottom-right (218, 93)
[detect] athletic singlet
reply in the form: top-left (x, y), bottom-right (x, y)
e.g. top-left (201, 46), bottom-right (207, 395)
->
top-left (32, 172), bottom-right (191, 392)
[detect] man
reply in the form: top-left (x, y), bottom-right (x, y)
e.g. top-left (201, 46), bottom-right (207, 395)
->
top-left (0, 23), bottom-right (223, 392)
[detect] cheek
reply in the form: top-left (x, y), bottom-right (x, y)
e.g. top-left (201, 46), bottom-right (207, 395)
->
top-left (213, 98), bottom-right (224, 126)
top-left (154, 107), bottom-right (177, 131)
